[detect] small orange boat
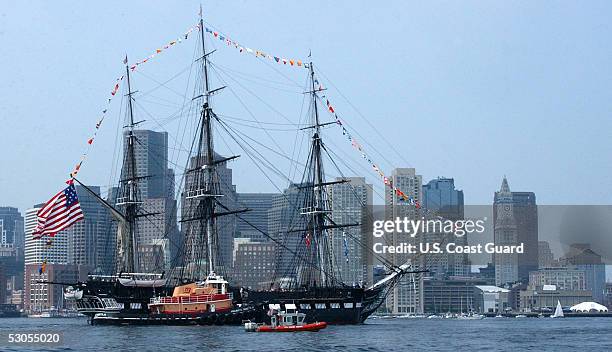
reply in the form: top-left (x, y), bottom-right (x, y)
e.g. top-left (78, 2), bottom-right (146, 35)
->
top-left (248, 308), bottom-right (327, 332)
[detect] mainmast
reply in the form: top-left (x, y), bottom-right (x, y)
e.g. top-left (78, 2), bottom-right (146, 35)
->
top-left (199, 9), bottom-right (215, 276)
top-left (184, 8), bottom-right (221, 278)
top-left (305, 62), bottom-right (330, 287)
top-left (116, 57), bottom-right (141, 273)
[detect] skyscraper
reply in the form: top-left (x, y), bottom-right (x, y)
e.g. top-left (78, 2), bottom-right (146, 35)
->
top-left (422, 177), bottom-right (469, 277)
top-left (493, 177), bottom-right (538, 286)
top-left (0, 207), bottom-right (25, 253)
top-left (328, 177), bottom-right (373, 286)
top-left (385, 168), bottom-right (423, 314)
top-left (24, 205), bottom-right (69, 266)
top-left (125, 130), bottom-right (170, 199)
top-left (422, 178), bottom-right (464, 218)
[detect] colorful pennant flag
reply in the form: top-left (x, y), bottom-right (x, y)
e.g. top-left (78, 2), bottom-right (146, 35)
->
top-left (201, 23), bottom-right (308, 69)
top-left (69, 23), bottom-right (200, 180)
top-left (324, 94), bottom-right (423, 210)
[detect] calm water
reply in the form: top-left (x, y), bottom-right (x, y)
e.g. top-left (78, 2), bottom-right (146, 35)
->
top-left (1, 316), bottom-right (611, 351)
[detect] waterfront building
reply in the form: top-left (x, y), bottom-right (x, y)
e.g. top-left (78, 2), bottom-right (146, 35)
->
top-left (232, 238), bottom-right (275, 289)
top-left (474, 285), bottom-right (510, 313)
top-left (385, 168), bottom-right (423, 314)
top-left (328, 177), bottom-right (373, 286)
top-left (508, 282), bottom-right (527, 311)
top-left (236, 193), bottom-right (276, 242)
top-left (422, 277), bottom-right (488, 314)
top-left (493, 177), bottom-right (538, 286)
top-left (559, 243), bottom-right (606, 303)
top-left (519, 286), bottom-right (592, 311)
top-left (529, 267), bottom-right (586, 291)
top-left (24, 263), bottom-right (84, 313)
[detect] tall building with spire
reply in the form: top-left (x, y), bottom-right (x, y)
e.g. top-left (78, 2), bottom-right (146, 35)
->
top-left (493, 176), bottom-right (538, 286)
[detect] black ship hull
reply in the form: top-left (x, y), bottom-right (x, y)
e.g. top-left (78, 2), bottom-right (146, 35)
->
top-left (246, 286), bottom-right (386, 324)
top-left (72, 279), bottom-right (387, 325)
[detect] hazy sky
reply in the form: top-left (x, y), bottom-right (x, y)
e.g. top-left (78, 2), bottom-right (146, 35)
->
top-left (1, 0), bottom-right (611, 215)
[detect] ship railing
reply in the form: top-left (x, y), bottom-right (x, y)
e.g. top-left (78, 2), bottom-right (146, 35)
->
top-left (150, 293), bottom-right (232, 305)
top-left (88, 272), bottom-right (163, 280)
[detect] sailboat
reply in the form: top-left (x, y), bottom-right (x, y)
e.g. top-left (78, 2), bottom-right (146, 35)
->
top-left (59, 9), bottom-right (424, 325)
top-left (551, 300), bottom-right (564, 318)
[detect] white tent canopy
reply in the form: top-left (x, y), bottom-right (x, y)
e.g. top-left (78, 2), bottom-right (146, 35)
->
top-left (570, 302), bottom-right (608, 312)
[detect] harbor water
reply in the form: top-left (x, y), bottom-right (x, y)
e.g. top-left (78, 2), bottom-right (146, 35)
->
top-left (1, 316), bottom-right (611, 351)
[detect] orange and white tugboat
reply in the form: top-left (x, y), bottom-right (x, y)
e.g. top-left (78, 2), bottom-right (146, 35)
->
top-left (148, 272), bottom-right (236, 322)
top-left (247, 305), bottom-right (327, 332)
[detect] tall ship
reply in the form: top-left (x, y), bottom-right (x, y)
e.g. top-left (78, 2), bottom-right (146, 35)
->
top-left (54, 10), bottom-right (422, 325)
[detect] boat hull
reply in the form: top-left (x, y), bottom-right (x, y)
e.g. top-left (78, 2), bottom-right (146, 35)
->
top-left (91, 305), bottom-right (258, 326)
top-left (257, 321), bottom-right (327, 332)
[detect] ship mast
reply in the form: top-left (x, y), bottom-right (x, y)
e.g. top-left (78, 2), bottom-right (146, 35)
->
top-left (306, 62), bottom-right (330, 287)
top-left (184, 7), bottom-right (222, 278)
top-left (199, 8), bottom-right (215, 276)
top-left (116, 57), bottom-right (141, 273)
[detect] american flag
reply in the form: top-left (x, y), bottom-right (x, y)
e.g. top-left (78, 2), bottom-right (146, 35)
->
top-left (32, 184), bottom-right (84, 239)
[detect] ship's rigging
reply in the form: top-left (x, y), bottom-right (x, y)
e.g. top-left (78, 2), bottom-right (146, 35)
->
top-left (68, 12), bottom-right (456, 299)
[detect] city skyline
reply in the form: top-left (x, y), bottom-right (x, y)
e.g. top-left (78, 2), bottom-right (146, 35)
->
top-left (2, 1), bottom-right (612, 214)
